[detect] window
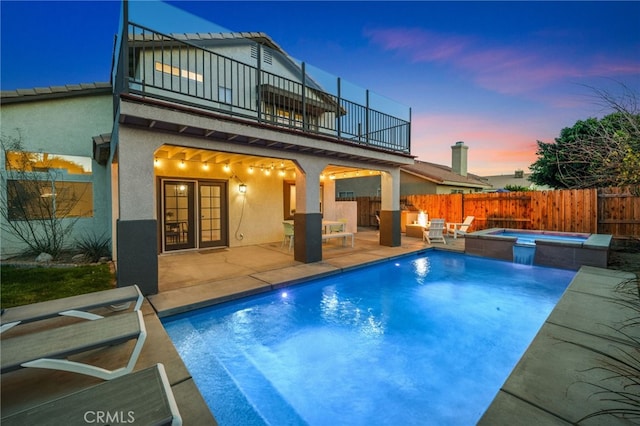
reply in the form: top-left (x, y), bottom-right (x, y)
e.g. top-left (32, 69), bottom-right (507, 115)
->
top-left (338, 191), bottom-right (355, 198)
top-left (265, 105), bottom-right (304, 128)
top-left (218, 86), bottom-right (232, 104)
top-left (155, 61), bottom-right (203, 83)
top-left (7, 180), bottom-right (93, 220)
top-left (5, 151), bottom-right (91, 174)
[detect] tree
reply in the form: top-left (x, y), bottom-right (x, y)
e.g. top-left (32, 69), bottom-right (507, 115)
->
top-left (530, 84), bottom-right (640, 189)
top-left (0, 131), bottom-right (86, 258)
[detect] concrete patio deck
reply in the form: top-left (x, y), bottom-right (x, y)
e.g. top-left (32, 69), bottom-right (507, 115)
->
top-left (2, 229), bottom-right (637, 425)
top-left (150, 228), bottom-right (463, 317)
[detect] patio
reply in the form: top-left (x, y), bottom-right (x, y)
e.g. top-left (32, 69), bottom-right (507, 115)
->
top-left (150, 228), bottom-right (463, 316)
top-left (2, 230), bottom-right (637, 424)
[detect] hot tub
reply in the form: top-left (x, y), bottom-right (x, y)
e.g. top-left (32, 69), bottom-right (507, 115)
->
top-left (464, 228), bottom-right (612, 270)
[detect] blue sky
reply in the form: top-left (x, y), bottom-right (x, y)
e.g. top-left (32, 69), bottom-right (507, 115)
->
top-left (2, 1), bottom-right (639, 175)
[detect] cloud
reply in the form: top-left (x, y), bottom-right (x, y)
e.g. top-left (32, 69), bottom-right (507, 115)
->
top-left (364, 27), bottom-right (640, 97)
top-left (364, 28), bottom-right (470, 63)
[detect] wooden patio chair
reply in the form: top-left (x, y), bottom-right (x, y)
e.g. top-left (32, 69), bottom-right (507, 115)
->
top-left (446, 216), bottom-right (475, 239)
top-left (423, 219), bottom-right (447, 244)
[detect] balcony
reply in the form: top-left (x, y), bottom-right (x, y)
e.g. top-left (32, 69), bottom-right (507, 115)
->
top-left (114, 22), bottom-right (411, 155)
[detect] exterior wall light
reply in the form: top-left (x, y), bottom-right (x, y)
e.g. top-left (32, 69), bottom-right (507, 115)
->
top-left (239, 183), bottom-right (247, 194)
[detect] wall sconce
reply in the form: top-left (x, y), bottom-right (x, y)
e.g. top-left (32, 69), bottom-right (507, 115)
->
top-left (239, 183), bottom-right (247, 194)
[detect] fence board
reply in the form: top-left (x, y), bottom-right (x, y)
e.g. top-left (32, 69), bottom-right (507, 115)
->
top-left (349, 186), bottom-right (639, 238)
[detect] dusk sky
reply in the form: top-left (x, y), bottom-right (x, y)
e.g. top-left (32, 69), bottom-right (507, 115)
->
top-left (2, 1), bottom-right (639, 175)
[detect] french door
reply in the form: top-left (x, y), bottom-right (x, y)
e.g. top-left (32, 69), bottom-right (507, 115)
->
top-left (199, 182), bottom-right (227, 248)
top-left (161, 180), bottom-right (227, 252)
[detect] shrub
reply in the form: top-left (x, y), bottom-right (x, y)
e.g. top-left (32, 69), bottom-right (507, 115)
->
top-left (75, 232), bottom-right (111, 263)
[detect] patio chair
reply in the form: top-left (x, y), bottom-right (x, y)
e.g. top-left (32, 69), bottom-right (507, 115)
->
top-left (0, 285), bottom-right (143, 334)
top-left (423, 219), bottom-right (447, 244)
top-left (1, 363), bottom-right (182, 426)
top-left (1, 310), bottom-right (147, 380)
top-left (329, 218), bottom-right (347, 233)
top-left (446, 216), bottom-right (475, 239)
top-left (282, 221), bottom-right (294, 251)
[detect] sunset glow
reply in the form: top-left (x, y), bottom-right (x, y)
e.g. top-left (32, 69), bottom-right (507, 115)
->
top-left (2, 1), bottom-right (638, 176)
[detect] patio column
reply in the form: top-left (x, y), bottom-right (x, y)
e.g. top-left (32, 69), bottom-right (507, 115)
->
top-left (115, 127), bottom-right (159, 295)
top-left (379, 168), bottom-right (401, 247)
top-left (293, 159), bottom-right (326, 263)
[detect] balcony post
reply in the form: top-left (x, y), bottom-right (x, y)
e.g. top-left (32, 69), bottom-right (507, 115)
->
top-left (408, 107), bottom-right (412, 152)
top-left (256, 42), bottom-right (262, 123)
top-left (301, 62), bottom-right (307, 130)
top-left (366, 89), bottom-right (370, 146)
top-left (337, 77), bottom-right (342, 138)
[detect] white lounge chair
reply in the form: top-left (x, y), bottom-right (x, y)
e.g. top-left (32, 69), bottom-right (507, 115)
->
top-left (423, 219), bottom-right (447, 244)
top-left (446, 216), bottom-right (475, 239)
top-left (1, 285), bottom-right (143, 334)
top-left (2, 364), bottom-right (182, 426)
top-left (1, 310), bottom-right (147, 380)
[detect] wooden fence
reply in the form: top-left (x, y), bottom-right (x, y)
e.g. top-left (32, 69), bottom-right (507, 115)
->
top-left (342, 186), bottom-right (640, 238)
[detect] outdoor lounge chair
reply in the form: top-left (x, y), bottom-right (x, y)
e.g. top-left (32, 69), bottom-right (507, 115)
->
top-left (1, 363), bottom-right (182, 426)
top-left (0, 284), bottom-right (143, 334)
top-left (446, 216), bottom-right (475, 239)
top-left (423, 219), bottom-right (447, 244)
top-left (1, 310), bottom-right (147, 380)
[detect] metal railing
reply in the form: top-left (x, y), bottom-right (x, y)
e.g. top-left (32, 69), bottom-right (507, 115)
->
top-left (116, 23), bottom-right (410, 154)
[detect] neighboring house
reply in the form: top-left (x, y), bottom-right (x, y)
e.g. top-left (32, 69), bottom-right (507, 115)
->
top-left (0, 84), bottom-right (113, 259)
top-left (336, 141), bottom-right (491, 196)
top-left (481, 170), bottom-right (550, 191)
top-left (1, 5), bottom-right (414, 294)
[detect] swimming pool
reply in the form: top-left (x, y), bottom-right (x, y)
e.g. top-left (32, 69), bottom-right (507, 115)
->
top-left (465, 228), bottom-right (612, 269)
top-left (489, 229), bottom-right (588, 245)
top-left (163, 251), bottom-right (575, 425)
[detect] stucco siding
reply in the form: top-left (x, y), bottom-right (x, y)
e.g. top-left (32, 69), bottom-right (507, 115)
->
top-left (0, 93), bottom-right (113, 258)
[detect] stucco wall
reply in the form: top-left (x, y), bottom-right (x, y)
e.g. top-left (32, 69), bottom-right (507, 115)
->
top-left (152, 151), bottom-right (286, 247)
top-left (0, 93), bottom-right (113, 258)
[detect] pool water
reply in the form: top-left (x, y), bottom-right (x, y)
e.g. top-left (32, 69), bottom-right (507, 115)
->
top-left (493, 230), bottom-right (588, 246)
top-left (163, 251), bottom-right (575, 425)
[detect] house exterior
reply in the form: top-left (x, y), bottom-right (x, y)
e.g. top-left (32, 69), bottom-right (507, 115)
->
top-left (480, 171), bottom-right (550, 191)
top-left (1, 5), bottom-right (416, 294)
top-left (0, 84), bottom-right (113, 259)
top-left (336, 141), bottom-right (491, 196)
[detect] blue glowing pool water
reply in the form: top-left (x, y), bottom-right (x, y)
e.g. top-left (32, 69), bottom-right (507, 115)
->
top-left (163, 251), bottom-right (575, 425)
top-left (491, 230), bottom-right (588, 246)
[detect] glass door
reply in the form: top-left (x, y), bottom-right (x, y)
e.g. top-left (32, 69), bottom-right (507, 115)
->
top-left (199, 181), bottom-right (228, 248)
top-left (163, 181), bottom-right (195, 251)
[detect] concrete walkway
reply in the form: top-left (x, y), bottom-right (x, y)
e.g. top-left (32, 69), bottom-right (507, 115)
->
top-left (149, 229), bottom-right (464, 317)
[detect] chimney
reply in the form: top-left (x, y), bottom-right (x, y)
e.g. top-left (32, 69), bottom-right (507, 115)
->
top-left (451, 141), bottom-right (468, 176)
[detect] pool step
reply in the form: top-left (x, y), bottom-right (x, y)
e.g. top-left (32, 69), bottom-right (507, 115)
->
top-left (212, 336), bottom-right (307, 425)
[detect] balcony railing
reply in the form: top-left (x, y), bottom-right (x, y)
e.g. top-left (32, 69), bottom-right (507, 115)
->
top-left (115, 22), bottom-right (411, 154)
